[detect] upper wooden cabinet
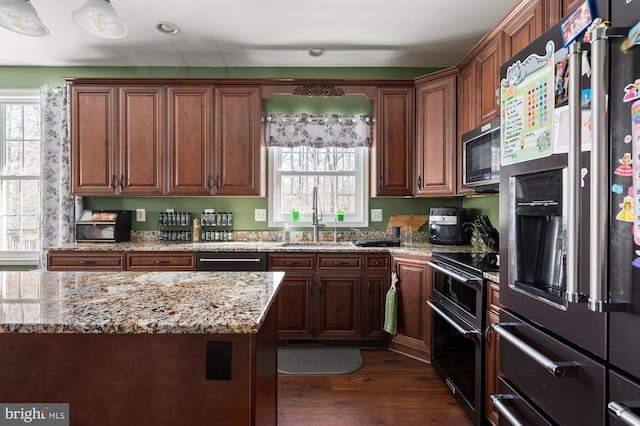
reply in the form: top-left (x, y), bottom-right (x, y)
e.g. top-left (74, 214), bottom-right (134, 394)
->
top-left (70, 85), bottom-right (117, 195)
top-left (213, 86), bottom-right (264, 196)
top-left (503, 0), bottom-right (544, 61)
top-left (118, 86), bottom-right (165, 195)
top-left (372, 87), bottom-right (415, 197)
top-left (415, 69), bottom-right (457, 196)
top-left (165, 85), bottom-right (213, 196)
top-left (476, 32), bottom-right (504, 126)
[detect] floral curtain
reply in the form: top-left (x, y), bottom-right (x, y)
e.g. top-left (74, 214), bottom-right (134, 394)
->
top-left (39, 85), bottom-right (82, 268)
top-left (265, 113), bottom-right (372, 148)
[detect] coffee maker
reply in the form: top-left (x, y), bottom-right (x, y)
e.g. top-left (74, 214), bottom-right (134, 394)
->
top-left (428, 207), bottom-right (469, 245)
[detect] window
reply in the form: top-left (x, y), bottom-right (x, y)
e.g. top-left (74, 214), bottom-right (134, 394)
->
top-left (0, 91), bottom-right (41, 265)
top-left (268, 145), bottom-right (369, 227)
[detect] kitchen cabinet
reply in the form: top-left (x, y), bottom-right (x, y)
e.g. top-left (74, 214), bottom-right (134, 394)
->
top-left (476, 32), bottom-right (504, 126)
top-left (415, 69), bottom-right (457, 196)
top-left (165, 85), bottom-right (214, 196)
top-left (118, 85), bottom-right (165, 195)
top-left (389, 254), bottom-right (432, 362)
top-left (213, 86), bottom-right (264, 196)
top-left (503, 0), bottom-right (544, 61)
top-left (372, 87), bottom-right (415, 197)
top-left (269, 253), bottom-right (389, 342)
top-left (70, 85), bottom-right (117, 195)
top-left (47, 251), bottom-right (195, 271)
top-left (485, 280), bottom-right (502, 426)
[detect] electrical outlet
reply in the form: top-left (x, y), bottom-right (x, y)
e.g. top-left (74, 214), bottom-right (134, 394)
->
top-left (136, 209), bottom-right (146, 222)
top-left (254, 209), bottom-right (267, 222)
top-left (371, 209), bottom-right (383, 222)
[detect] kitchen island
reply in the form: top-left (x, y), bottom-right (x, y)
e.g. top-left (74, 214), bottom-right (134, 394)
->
top-left (0, 270), bottom-right (284, 426)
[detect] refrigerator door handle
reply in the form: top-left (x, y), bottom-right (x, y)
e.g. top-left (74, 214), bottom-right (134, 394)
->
top-left (565, 41), bottom-right (583, 303)
top-left (491, 323), bottom-right (581, 378)
top-left (608, 401), bottom-right (640, 426)
top-left (588, 25), bottom-right (630, 313)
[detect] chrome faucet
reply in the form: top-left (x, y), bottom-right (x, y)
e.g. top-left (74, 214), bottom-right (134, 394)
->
top-left (311, 186), bottom-right (325, 242)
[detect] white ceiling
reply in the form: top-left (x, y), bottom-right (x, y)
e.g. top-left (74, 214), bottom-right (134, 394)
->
top-left (1, 0), bottom-right (519, 68)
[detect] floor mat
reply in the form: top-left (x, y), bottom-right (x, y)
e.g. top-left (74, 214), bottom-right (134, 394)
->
top-left (277, 347), bottom-right (364, 375)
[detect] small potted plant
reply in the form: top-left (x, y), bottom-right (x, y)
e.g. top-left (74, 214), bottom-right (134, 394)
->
top-left (464, 219), bottom-right (486, 251)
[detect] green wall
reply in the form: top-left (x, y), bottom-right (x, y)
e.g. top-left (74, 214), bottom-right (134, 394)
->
top-left (1, 65), bottom-right (500, 233)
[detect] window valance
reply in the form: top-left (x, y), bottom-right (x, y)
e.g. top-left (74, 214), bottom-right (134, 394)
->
top-left (265, 113), bottom-right (372, 148)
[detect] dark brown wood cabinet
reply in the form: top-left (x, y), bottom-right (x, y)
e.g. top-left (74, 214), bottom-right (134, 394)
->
top-left (476, 32), bottom-right (504, 126)
top-left (70, 85), bottom-right (117, 195)
top-left (389, 255), bottom-right (432, 362)
top-left (372, 87), bottom-right (415, 197)
top-left (126, 252), bottom-right (196, 271)
top-left (118, 85), bottom-right (165, 195)
top-left (213, 86), bottom-right (264, 196)
top-left (415, 69), bottom-right (457, 196)
top-left (503, 0), bottom-right (545, 61)
top-left (165, 85), bottom-right (214, 196)
top-left (270, 253), bottom-right (389, 342)
top-left (486, 280), bottom-right (502, 426)
top-left (47, 251), bottom-right (126, 271)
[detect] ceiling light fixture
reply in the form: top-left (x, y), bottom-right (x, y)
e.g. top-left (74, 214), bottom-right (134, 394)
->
top-left (155, 21), bottom-right (180, 36)
top-left (308, 48), bottom-right (326, 57)
top-left (72, 0), bottom-right (126, 39)
top-left (0, 0), bottom-right (49, 36)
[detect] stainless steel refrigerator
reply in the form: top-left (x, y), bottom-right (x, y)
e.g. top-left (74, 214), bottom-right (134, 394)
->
top-left (494, 0), bottom-right (640, 424)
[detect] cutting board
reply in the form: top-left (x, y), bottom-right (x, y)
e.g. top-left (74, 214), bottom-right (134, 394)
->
top-left (387, 215), bottom-right (430, 232)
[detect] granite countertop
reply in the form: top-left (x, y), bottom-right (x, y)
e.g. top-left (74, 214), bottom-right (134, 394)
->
top-left (45, 241), bottom-right (478, 258)
top-left (0, 270), bottom-right (284, 334)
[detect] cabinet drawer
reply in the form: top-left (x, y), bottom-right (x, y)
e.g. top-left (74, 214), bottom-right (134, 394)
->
top-left (47, 252), bottom-right (125, 271)
top-left (268, 254), bottom-right (315, 270)
top-left (126, 252), bottom-right (196, 271)
top-left (366, 255), bottom-right (389, 271)
top-left (487, 280), bottom-right (500, 314)
top-left (317, 254), bottom-right (362, 270)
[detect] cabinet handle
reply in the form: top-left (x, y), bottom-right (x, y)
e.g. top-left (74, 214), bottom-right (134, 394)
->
top-left (368, 279), bottom-right (371, 295)
top-left (207, 175), bottom-right (214, 190)
top-left (309, 283), bottom-right (314, 295)
top-left (153, 260), bottom-right (170, 264)
top-left (332, 261), bottom-right (349, 266)
top-left (318, 280), bottom-right (323, 294)
top-left (417, 175), bottom-right (422, 189)
top-left (110, 174), bottom-right (117, 190)
top-left (78, 260), bottom-right (96, 265)
top-left (215, 175), bottom-right (220, 189)
top-left (490, 394), bottom-right (528, 426)
top-left (379, 175), bottom-right (383, 189)
top-left (284, 261), bottom-right (301, 266)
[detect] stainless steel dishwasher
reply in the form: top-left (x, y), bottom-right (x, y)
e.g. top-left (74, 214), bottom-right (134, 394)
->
top-left (196, 252), bottom-right (267, 271)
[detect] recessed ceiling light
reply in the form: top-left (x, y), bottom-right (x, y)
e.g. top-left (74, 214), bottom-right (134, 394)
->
top-left (308, 48), bottom-right (326, 57)
top-left (155, 21), bottom-right (180, 35)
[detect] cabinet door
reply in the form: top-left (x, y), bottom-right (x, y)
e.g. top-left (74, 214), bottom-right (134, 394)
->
top-left (166, 85), bottom-right (213, 195)
top-left (213, 86), bottom-right (264, 196)
top-left (390, 256), bottom-right (431, 360)
top-left (118, 86), bottom-right (165, 195)
top-left (70, 85), bottom-right (117, 195)
top-left (475, 33), bottom-right (504, 125)
top-left (503, 0), bottom-right (544, 61)
top-left (415, 72), bottom-right (457, 196)
top-left (457, 64), bottom-right (476, 196)
top-left (372, 87), bottom-right (415, 197)
top-left (276, 272), bottom-right (316, 339)
top-left (315, 272), bottom-right (362, 339)
top-left (485, 280), bottom-right (502, 426)
top-left (364, 273), bottom-right (391, 340)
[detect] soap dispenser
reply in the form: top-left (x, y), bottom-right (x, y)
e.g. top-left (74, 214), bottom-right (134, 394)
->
top-left (283, 224), bottom-right (291, 242)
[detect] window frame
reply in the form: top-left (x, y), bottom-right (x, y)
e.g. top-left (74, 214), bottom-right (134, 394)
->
top-left (267, 146), bottom-right (369, 228)
top-left (0, 89), bottom-right (41, 266)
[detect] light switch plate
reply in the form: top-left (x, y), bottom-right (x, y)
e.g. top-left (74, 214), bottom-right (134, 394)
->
top-left (371, 209), bottom-right (383, 222)
top-left (255, 209), bottom-right (267, 222)
top-left (136, 209), bottom-right (146, 222)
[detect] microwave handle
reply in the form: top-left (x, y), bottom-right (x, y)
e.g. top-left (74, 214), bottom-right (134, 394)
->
top-left (565, 42), bottom-right (582, 303)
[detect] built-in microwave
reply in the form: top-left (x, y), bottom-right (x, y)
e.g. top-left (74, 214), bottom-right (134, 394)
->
top-left (462, 116), bottom-right (500, 192)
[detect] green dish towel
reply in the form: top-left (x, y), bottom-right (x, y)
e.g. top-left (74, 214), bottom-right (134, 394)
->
top-left (383, 272), bottom-right (398, 334)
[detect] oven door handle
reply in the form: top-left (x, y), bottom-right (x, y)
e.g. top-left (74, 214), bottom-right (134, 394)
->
top-left (491, 323), bottom-right (581, 378)
top-left (609, 401), bottom-right (640, 426)
top-left (427, 300), bottom-right (480, 338)
top-left (426, 261), bottom-right (482, 286)
top-left (490, 394), bottom-right (528, 426)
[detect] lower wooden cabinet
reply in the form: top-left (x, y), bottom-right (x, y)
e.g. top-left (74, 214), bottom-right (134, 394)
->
top-left (486, 280), bottom-right (502, 426)
top-left (47, 251), bottom-right (196, 271)
top-left (269, 253), bottom-right (390, 342)
top-left (388, 254), bottom-right (432, 362)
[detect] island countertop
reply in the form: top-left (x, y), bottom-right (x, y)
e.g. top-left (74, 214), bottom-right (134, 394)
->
top-left (0, 270), bottom-right (284, 334)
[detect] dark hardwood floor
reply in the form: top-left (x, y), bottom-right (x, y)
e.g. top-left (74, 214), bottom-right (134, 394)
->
top-left (277, 348), bottom-right (473, 425)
